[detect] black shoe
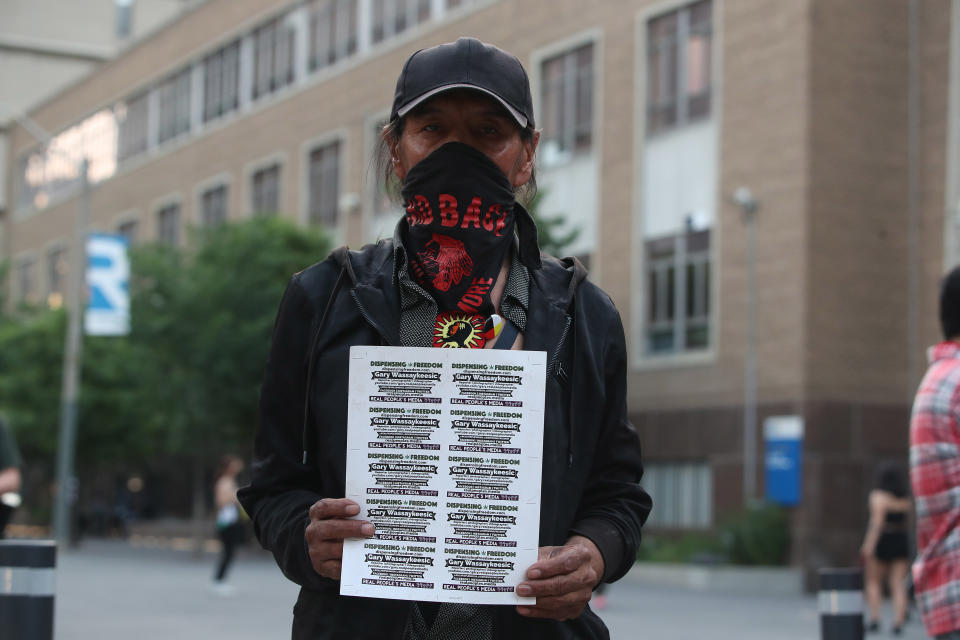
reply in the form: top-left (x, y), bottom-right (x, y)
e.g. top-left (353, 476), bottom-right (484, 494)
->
top-left (866, 620), bottom-right (880, 633)
top-left (892, 625), bottom-right (902, 636)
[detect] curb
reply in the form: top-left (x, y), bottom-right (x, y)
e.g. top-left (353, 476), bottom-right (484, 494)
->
top-left (621, 562), bottom-right (805, 597)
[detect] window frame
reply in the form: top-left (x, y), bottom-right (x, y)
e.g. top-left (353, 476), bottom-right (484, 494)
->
top-left (156, 66), bottom-right (193, 145)
top-left (14, 251), bottom-right (40, 306)
top-left (306, 139), bottom-right (343, 228)
top-left (537, 41), bottom-right (597, 161)
top-left (252, 15), bottom-right (297, 101)
top-left (642, 461), bottom-right (714, 530)
top-left (194, 173), bottom-right (233, 229)
top-left (632, 0), bottom-right (721, 369)
top-left (309, 0), bottom-right (359, 72)
top-left (644, 0), bottom-right (714, 138)
top-left (154, 195), bottom-right (183, 246)
top-left (202, 39), bottom-right (242, 123)
top-left (245, 152), bottom-right (287, 217)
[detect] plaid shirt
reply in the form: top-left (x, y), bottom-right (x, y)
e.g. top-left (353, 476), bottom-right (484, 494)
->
top-left (911, 341), bottom-right (960, 637)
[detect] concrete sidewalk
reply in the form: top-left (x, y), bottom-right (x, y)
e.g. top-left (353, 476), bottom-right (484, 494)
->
top-left (44, 538), bottom-right (932, 639)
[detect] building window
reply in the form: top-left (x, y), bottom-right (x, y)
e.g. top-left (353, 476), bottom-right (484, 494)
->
top-left (117, 91), bottom-right (149, 162)
top-left (117, 220), bottom-right (139, 245)
top-left (646, 227), bottom-right (710, 354)
top-left (46, 246), bottom-right (68, 308)
top-left (157, 203), bottom-right (181, 245)
top-left (200, 185), bottom-right (229, 227)
top-left (371, 0), bottom-right (431, 45)
top-left (251, 164), bottom-right (281, 215)
top-left (646, 0), bottom-right (712, 136)
top-left (643, 462), bottom-right (713, 529)
top-left (203, 40), bottom-right (241, 122)
top-left (252, 16), bottom-right (296, 100)
top-left (115, 0), bottom-right (133, 39)
top-left (540, 42), bottom-right (594, 157)
top-left (310, 0), bottom-right (358, 71)
top-left (17, 258), bottom-right (38, 305)
top-left (308, 141), bottom-right (341, 227)
top-left (157, 67), bottom-right (192, 144)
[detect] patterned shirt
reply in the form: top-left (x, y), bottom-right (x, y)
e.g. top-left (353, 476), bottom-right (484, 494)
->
top-left (911, 341), bottom-right (960, 637)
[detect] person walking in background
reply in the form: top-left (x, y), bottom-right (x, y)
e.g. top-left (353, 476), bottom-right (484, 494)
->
top-left (860, 463), bottom-right (912, 634)
top-left (910, 265), bottom-right (960, 640)
top-left (0, 418), bottom-right (23, 539)
top-left (212, 454), bottom-right (245, 596)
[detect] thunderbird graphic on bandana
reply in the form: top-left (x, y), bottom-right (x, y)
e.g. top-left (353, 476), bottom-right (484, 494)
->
top-left (416, 234), bottom-right (473, 292)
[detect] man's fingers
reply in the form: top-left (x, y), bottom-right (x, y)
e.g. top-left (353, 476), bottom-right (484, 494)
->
top-left (308, 539), bottom-right (344, 561)
top-left (307, 518), bottom-right (374, 541)
top-left (315, 559), bottom-right (342, 580)
top-left (517, 568), bottom-right (595, 599)
top-left (516, 590), bottom-right (591, 621)
top-left (527, 545), bottom-right (588, 579)
top-left (309, 498), bottom-right (361, 521)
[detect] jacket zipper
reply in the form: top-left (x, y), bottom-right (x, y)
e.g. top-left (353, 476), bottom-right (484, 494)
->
top-left (545, 316), bottom-right (575, 467)
top-left (350, 289), bottom-right (396, 346)
top-left (548, 316), bottom-right (572, 378)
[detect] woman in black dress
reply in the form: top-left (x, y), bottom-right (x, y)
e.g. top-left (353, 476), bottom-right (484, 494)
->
top-left (860, 463), bottom-right (912, 635)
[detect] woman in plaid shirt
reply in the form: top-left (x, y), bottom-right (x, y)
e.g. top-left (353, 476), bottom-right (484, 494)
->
top-left (910, 265), bottom-right (960, 640)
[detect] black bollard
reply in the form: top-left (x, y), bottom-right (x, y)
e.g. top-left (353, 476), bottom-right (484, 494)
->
top-left (819, 567), bottom-right (864, 640)
top-left (0, 539), bottom-right (56, 640)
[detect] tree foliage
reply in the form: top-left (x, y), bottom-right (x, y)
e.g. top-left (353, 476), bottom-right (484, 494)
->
top-left (128, 217), bottom-right (332, 460)
top-left (527, 189), bottom-right (581, 258)
top-left (0, 217), bottom-right (331, 517)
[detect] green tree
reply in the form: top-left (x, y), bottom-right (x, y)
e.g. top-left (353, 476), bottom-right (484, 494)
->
top-left (527, 188), bottom-right (581, 257)
top-left (127, 217), bottom-right (331, 539)
top-left (0, 217), bottom-right (331, 530)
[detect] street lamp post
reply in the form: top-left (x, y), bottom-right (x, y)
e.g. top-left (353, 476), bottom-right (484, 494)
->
top-left (1, 103), bottom-right (89, 544)
top-left (52, 159), bottom-right (90, 544)
top-left (734, 187), bottom-right (759, 506)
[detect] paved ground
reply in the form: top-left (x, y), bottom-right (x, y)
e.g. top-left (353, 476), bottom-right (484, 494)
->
top-left (31, 538), bottom-right (932, 639)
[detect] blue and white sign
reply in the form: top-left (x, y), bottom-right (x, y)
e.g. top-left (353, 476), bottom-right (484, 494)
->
top-left (764, 415), bottom-right (804, 506)
top-left (84, 233), bottom-right (130, 336)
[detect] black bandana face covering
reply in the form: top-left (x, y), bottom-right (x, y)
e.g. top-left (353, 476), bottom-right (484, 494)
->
top-left (400, 142), bottom-right (517, 348)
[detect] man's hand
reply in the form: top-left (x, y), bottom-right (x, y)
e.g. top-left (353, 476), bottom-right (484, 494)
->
top-left (305, 498), bottom-right (374, 580)
top-left (515, 535), bottom-right (605, 620)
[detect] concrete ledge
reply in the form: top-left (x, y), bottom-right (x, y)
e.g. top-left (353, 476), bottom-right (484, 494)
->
top-left (624, 562), bottom-right (804, 597)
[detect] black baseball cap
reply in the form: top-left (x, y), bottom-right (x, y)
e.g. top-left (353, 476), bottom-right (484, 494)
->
top-left (390, 37), bottom-right (535, 129)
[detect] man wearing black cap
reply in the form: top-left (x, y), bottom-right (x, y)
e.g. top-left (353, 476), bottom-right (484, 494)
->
top-left (239, 38), bottom-right (651, 639)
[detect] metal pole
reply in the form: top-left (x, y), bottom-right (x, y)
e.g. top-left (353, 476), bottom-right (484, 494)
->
top-left (741, 192), bottom-right (759, 506)
top-left (52, 158), bottom-right (89, 545)
top-left (906, 0), bottom-right (922, 399)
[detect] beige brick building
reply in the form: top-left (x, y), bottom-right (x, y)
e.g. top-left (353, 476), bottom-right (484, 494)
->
top-left (0, 0), bottom-right (193, 216)
top-left (2, 0), bottom-right (956, 577)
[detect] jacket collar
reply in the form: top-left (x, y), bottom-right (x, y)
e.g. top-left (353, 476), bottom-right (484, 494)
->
top-left (337, 241), bottom-right (402, 346)
top-left (929, 340), bottom-right (960, 364)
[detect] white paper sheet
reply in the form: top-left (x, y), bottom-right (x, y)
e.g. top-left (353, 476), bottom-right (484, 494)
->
top-left (340, 346), bottom-right (546, 605)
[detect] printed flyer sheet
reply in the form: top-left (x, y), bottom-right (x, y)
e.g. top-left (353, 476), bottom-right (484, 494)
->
top-left (340, 345), bottom-right (546, 606)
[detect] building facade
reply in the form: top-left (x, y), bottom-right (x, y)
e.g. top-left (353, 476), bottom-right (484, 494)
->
top-left (0, 0), bottom-right (194, 216)
top-left (1, 0), bottom-right (956, 579)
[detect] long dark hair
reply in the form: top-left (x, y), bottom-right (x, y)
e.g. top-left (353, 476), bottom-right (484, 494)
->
top-left (874, 462), bottom-right (908, 498)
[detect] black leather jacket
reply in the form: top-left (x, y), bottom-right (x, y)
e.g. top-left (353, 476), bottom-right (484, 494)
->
top-left (238, 239), bottom-right (651, 639)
